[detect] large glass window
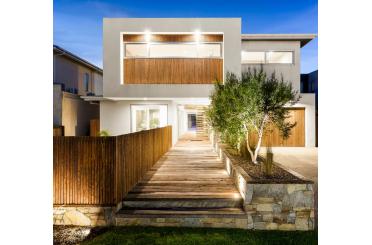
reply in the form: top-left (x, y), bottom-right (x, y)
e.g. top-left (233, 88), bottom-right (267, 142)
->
top-left (150, 44), bottom-right (197, 58)
top-left (131, 105), bottom-right (168, 132)
top-left (197, 44), bottom-right (221, 58)
top-left (241, 51), bottom-right (293, 64)
top-left (125, 44), bottom-right (148, 58)
top-left (124, 43), bottom-right (222, 58)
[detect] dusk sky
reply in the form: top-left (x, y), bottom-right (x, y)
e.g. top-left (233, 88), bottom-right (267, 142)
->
top-left (54, 0), bottom-right (318, 73)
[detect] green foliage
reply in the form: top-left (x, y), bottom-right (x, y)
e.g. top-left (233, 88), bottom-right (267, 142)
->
top-left (98, 130), bottom-right (110, 137)
top-left (207, 68), bottom-right (300, 163)
top-left (149, 118), bottom-right (160, 129)
top-left (81, 226), bottom-right (317, 245)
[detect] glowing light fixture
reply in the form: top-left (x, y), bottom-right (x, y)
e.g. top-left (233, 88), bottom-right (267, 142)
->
top-left (144, 30), bottom-right (151, 42)
top-left (194, 30), bottom-right (201, 42)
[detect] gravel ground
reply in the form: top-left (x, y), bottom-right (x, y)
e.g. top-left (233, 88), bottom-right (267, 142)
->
top-left (53, 226), bottom-right (107, 245)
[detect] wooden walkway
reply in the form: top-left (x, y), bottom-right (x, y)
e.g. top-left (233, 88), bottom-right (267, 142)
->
top-left (116, 134), bottom-right (246, 228)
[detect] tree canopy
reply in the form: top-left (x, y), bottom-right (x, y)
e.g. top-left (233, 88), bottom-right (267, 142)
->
top-left (207, 69), bottom-right (300, 164)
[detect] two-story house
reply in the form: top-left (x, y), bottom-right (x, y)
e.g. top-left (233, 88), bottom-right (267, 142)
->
top-left (88, 18), bottom-right (316, 147)
top-left (53, 45), bottom-right (103, 136)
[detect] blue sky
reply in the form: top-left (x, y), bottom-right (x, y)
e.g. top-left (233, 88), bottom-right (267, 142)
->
top-left (54, 0), bottom-right (318, 73)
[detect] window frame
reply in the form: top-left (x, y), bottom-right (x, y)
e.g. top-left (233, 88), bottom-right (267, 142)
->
top-left (83, 73), bottom-right (90, 92)
top-left (241, 50), bottom-right (294, 65)
top-left (130, 104), bottom-right (169, 133)
top-left (123, 42), bottom-right (223, 59)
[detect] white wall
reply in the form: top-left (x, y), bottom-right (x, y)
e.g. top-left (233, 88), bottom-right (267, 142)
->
top-left (241, 40), bottom-right (301, 92)
top-left (100, 100), bottom-right (178, 145)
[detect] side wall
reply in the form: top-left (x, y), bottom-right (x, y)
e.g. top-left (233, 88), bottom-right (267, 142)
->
top-left (100, 100), bottom-right (178, 145)
top-left (241, 40), bottom-right (315, 146)
top-left (241, 40), bottom-right (301, 92)
top-left (297, 94), bottom-right (316, 147)
top-left (62, 92), bottom-right (100, 136)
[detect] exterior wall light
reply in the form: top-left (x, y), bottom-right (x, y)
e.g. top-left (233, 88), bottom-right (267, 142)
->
top-left (144, 31), bottom-right (151, 42)
top-left (194, 30), bottom-right (201, 43)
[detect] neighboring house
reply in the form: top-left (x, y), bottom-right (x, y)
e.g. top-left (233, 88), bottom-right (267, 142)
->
top-left (301, 70), bottom-right (318, 109)
top-left (84, 18), bottom-right (316, 147)
top-left (53, 45), bottom-right (103, 136)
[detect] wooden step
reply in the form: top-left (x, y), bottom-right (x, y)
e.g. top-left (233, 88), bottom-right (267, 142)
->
top-left (122, 197), bottom-right (243, 209)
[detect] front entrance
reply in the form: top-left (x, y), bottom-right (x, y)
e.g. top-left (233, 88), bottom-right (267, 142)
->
top-left (187, 113), bottom-right (196, 131)
top-left (177, 104), bottom-right (209, 139)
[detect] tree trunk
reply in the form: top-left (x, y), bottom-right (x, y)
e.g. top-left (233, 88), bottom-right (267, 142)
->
top-left (252, 132), bottom-right (263, 164)
top-left (240, 137), bottom-right (249, 158)
top-left (250, 114), bottom-right (268, 165)
top-left (245, 131), bottom-right (255, 164)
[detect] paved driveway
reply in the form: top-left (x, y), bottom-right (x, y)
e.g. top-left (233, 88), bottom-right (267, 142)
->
top-left (268, 147), bottom-right (318, 182)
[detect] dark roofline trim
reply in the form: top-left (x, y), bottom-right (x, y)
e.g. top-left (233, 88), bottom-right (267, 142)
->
top-left (241, 34), bottom-right (317, 47)
top-left (53, 45), bottom-right (103, 74)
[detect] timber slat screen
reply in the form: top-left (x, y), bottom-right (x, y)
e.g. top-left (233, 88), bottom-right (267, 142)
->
top-left (124, 58), bottom-right (223, 84)
top-left (53, 126), bottom-right (172, 206)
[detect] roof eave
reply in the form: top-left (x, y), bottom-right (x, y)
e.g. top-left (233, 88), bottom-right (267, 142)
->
top-left (241, 34), bottom-right (317, 47)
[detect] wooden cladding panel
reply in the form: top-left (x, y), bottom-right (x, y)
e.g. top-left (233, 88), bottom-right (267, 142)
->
top-left (124, 58), bottom-right (223, 84)
top-left (249, 108), bottom-right (305, 147)
top-left (53, 126), bottom-right (172, 206)
top-left (123, 34), bottom-right (223, 43)
top-left (90, 119), bottom-right (100, 136)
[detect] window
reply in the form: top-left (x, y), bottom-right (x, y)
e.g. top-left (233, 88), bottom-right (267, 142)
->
top-left (150, 44), bottom-right (197, 58)
top-left (266, 51), bottom-right (293, 64)
top-left (241, 51), bottom-right (293, 64)
top-left (197, 44), bottom-right (221, 58)
top-left (124, 43), bottom-right (222, 58)
top-left (83, 73), bottom-right (90, 92)
top-left (125, 44), bottom-right (148, 58)
top-left (131, 105), bottom-right (168, 132)
top-left (241, 51), bottom-right (265, 64)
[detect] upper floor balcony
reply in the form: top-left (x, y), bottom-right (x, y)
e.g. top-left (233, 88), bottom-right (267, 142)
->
top-left (122, 33), bottom-right (223, 84)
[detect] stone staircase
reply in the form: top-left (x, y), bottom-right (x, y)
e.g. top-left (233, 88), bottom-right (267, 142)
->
top-left (115, 136), bottom-right (248, 228)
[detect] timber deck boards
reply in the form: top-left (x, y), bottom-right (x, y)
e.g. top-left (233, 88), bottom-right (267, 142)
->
top-left (123, 135), bottom-right (241, 201)
top-left (118, 134), bottom-right (244, 225)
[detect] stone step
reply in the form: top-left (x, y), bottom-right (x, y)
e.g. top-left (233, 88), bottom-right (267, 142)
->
top-left (122, 197), bottom-right (243, 209)
top-left (115, 208), bottom-right (248, 229)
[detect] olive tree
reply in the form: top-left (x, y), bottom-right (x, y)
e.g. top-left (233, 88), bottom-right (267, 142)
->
top-left (207, 69), bottom-right (300, 164)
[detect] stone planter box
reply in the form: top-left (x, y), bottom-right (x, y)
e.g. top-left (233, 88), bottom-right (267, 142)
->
top-left (210, 131), bottom-right (315, 231)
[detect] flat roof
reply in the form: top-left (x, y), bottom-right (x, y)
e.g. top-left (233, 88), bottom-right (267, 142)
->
top-left (53, 45), bottom-right (103, 74)
top-left (241, 34), bottom-right (317, 47)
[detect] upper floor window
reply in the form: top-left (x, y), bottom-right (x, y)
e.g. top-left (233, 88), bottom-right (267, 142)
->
top-left (241, 51), bottom-right (265, 64)
top-left (124, 43), bottom-right (222, 59)
top-left (83, 73), bottom-right (90, 92)
top-left (266, 51), bottom-right (293, 64)
top-left (241, 51), bottom-right (293, 64)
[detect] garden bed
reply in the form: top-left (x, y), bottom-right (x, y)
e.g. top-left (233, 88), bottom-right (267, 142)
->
top-left (222, 145), bottom-right (312, 184)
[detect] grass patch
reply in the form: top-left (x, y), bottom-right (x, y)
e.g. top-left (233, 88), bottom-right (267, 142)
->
top-left (81, 226), bottom-right (317, 245)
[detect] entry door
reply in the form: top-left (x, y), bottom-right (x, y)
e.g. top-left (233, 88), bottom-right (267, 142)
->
top-left (187, 114), bottom-right (196, 130)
